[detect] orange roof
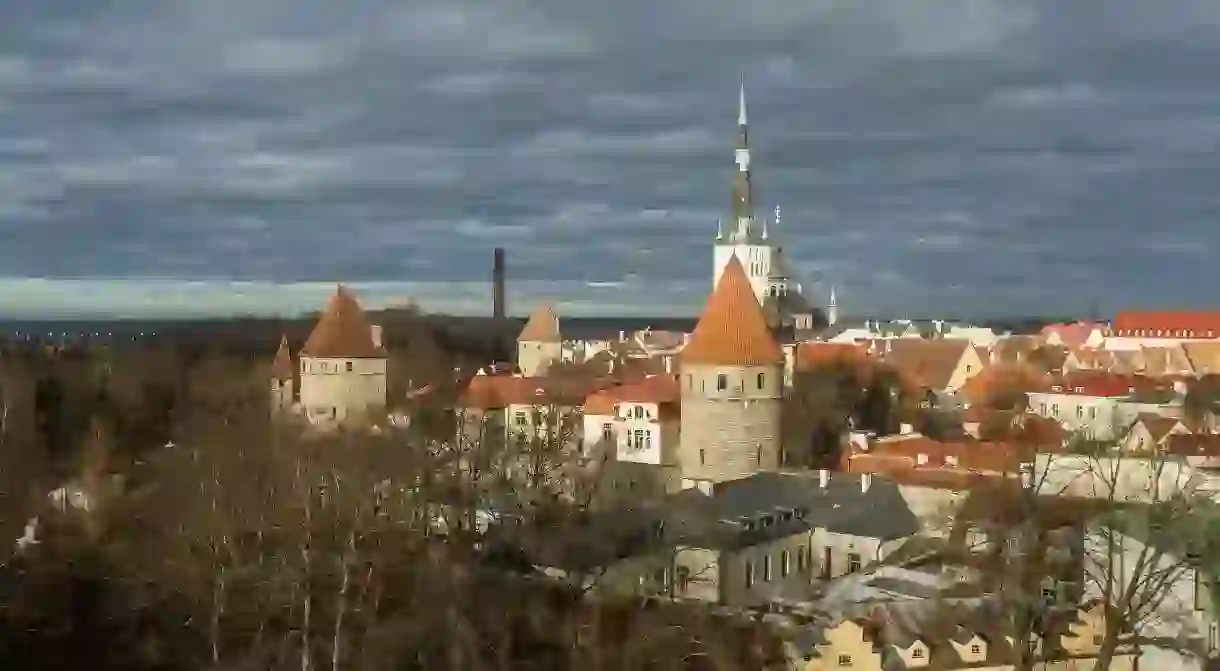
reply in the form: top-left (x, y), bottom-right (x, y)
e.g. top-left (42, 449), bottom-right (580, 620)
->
top-left (301, 286), bottom-right (384, 359)
top-left (680, 256), bottom-right (782, 366)
top-left (960, 361), bottom-right (1051, 407)
top-left (583, 374), bottom-right (680, 415)
top-left (518, 304), bottom-right (562, 342)
top-left (1115, 311), bottom-right (1220, 335)
top-left (880, 339), bottom-right (971, 391)
top-left (271, 334), bottom-right (294, 380)
top-left (458, 374), bottom-right (613, 409)
top-left (794, 342), bottom-right (872, 375)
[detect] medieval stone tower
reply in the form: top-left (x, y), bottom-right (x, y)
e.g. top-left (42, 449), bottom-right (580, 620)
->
top-left (516, 304), bottom-right (562, 377)
top-left (678, 255), bottom-right (784, 491)
top-left (297, 285), bottom-right (387, 428)
top-left (270, 334), bottom-right (295, 415)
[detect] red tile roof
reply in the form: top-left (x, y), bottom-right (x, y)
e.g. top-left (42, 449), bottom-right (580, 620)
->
top-left (794, 342), bottom-right (873, 376)
top-left (1165, 434), bottom-right (1220, 458)
top-left (458, 374), bottom-right (613, 409)
top-left (301, 285), bottom-right (385, 359)
top-left (518, 304), bottom-right (562, 342)
top-left (680, 256), bottom-right (783, 367)
top-left (960, 362), bottom-right (1052, 407)
top-left (1114, 311), bottom-right (1220, 338)
top-left (583, 374), bottom-right (680, 415)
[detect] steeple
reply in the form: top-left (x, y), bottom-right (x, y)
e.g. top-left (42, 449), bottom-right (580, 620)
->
top-left (738, 76), bottom-right (748, 127)
top-left (829, 286), bottom-right (839, 327)
top-left (728, 79), bottom-right (755, 241)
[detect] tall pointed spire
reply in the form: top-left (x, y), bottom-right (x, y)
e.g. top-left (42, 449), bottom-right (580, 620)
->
top-left (738, 76), bottom-right (748, 127)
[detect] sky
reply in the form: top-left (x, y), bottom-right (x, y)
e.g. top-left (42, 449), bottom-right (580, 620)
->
top-left (1, 1), bottom-right (1220, 319)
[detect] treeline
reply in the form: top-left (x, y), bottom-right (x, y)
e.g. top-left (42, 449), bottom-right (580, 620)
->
top-left (0, 331), bottom-right (781, 670)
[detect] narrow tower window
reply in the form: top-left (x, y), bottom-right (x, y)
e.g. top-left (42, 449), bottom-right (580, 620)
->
top-left (717, 374), bottom-right (728, 391)
top-left (756, 372), bottom-right (765, 389)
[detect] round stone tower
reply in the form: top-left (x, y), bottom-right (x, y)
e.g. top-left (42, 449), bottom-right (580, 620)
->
top-left (678, 255), bottom-right (784, 491)
top-left (298, 285), bottom-right (387, 429)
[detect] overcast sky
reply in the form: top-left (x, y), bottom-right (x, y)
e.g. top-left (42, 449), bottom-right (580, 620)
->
top-left (1, 0), bottom-right (1219, 319)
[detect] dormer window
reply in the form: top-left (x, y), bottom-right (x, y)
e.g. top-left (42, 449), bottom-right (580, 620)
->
top-left (970, 644), bottom-right (981, 655)
top-left (912, 648), bottom-right (924, 659)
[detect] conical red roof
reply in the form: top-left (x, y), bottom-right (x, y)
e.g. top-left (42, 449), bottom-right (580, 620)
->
top-left (272, 334), bottom-right (294, 380)
top-left (681, 256), bottom-right (782, 366)
top-left (518, 304), bottom-right (562, 343)
top-left (301, 285), bottom-right (384, 358)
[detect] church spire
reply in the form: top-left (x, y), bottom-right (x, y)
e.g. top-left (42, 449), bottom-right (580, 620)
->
top-left (730, 79), bottom-right (754, 238)
top-left (738, 76), bottom-right (748, 127)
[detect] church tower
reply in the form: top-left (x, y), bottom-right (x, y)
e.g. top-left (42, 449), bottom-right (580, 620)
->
top-left (679, 256), bottom-right (784, 491)
top-left (712, 81), bottom-right (773, 299)
top-left (711, 82), bottom-right (825, 339)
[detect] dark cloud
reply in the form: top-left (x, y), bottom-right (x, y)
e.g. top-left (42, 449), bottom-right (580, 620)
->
top-left (1, 0), bottom-right (1220, 317)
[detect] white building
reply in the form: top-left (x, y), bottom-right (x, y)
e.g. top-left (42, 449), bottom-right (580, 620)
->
top-left (581, 374), bottom-right (681, 464)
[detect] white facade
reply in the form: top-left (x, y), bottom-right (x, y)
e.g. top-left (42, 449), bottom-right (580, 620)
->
top-left (1027, 391), bottom-right (1182, 441)
top-left (298, 356), bottom-right (388, 428)
top-left (713, 242), bottom-right (773, 302)
top-left (582, 401), bottom-right (679, 465)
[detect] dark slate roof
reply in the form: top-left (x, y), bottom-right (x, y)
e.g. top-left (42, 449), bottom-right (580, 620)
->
top-left (497, 472), bottom-right (921, 572)
top-left (668, 471), bottom-right (920, 551)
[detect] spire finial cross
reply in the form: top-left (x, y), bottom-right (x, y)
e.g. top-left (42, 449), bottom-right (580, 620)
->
top-left (773, 205), bottom-right (781, 225)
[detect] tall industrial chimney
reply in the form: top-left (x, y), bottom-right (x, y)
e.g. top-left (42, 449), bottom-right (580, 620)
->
top-left (493, 247), bottom-right (506, 320)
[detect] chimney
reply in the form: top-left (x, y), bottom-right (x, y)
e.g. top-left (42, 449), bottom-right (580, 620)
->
top-left (900, 422), bottom-right (914, 435)
top-left (619, 330), bottom-right (626, 342)
top-left (492, 247), bottom-right (506, 320)
top-left (861, 473), bottom-right (872, 494)
top-left (664, 357), bottom-right (672, 374)
top-left (369, 324), bottom-right (383, 349)
top-left (818, 469), bottom-right (829, 489)
top-left (916, 453), bottom-right (929, 466)
top-left (945, 455), bottom-right (959, 467)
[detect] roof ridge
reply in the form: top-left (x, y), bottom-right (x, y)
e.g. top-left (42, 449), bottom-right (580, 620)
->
top-left (301, 285), bottom-right (384, 358)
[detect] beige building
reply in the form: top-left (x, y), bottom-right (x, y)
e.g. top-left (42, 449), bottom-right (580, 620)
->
top-left (678, 255), bottom-right (784, 490)
top-left (295, 285), bottom-right (388, 429)
top-left (790, 602), bottom-right (1136, 670)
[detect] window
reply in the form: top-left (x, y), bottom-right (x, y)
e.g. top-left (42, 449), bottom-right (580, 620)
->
top-left (717, 374), bottom-right (728, 391)
top-left (756, 372), bottom-right (765, 389)
top-left (744, 560), bottom-right (755, 588)
top-left (763, 555), bottom-right (772, 581)
top-left (699, 449), bottom-right (706, 466)
top-left (912, 648), bottom-right (924, 659)
top-left (1040, 403), bottom-right (1047, 415)
top-left (515, 411), bottom-right (527, 425)
top-left (1076, 406), bottom-right (1083, 418)
top-left (1089, 407), bottom-right (1096, 419)
top-left (837, 654), bottom-right (852, 666)
top-left (848, 553), bottom-right (861, 573)
top-left (633, 429), bottom-right (644, 450)
top-left (1051, 403), bottom-right (1060, 416)
top-left (781, 550), bottom-right (790, 577)
top-left (301, 360), bottom-right (306, 372)
top-left (345, 361), bottom-right (353, 372)
top-left (970, 644), bottom-right (980, 654)
top-left (797, 545), bottom-right (807, 573)
top-left (677, 566), bottom-right (691, 591)
top-left (602, 423), bottom-right (613, 441)
top-left (645, 431), bottom-right (652, 450)
top-left (633, 406), bottom-right (644, 419)
top-left (1093, 635), bottom-right (1103, 646)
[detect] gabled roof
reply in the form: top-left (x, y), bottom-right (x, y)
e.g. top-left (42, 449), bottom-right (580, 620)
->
top-left (272, 334), bottom-right (294, 380)
top-left (880, 338), bottom-right (972, 391)
top-left (518, 304), bottom-right (562, 343)
top-left (1182, 342), bottom-right (1220, 375)
top-left (680, 255), bottom-right (782, 366)
top-left (301, 285), bottom-right (385, 359)
top-left (1129, 413), bottom-right (1186, 444)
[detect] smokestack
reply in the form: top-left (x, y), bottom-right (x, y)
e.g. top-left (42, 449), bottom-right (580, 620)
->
top-left (493, 247), bottom-right (506, 320)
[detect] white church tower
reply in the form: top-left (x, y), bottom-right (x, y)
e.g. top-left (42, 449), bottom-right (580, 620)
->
top-left (712, 81), bottom-right (823, 338)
